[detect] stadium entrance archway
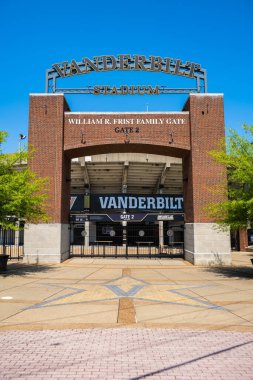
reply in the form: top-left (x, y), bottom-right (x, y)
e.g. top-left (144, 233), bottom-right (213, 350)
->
top-left (24, 93), bottom-right (231, 265)
top-left (69, 153), bottom-right (185, 259)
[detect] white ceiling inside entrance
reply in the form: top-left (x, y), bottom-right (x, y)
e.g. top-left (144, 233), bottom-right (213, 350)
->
top-left (70, 153), bottom-right (183, 194)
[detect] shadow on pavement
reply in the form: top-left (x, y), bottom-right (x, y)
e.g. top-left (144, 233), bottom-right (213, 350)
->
top-left (130, 339), bottom-right (253, 380)
top-left (205, 265), bottom-right (253, 279)
top-left (0, 262), bottom-right (56, 277)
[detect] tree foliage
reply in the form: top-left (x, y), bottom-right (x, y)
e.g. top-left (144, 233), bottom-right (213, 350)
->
top-left (0, 131), bottom-right (48, 230)
top-left (207, 124), bottom-right (253, 230)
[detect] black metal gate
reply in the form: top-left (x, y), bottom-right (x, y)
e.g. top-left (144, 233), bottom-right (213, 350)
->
top-left (0, 227), bottom-right (24, 260)
top-left (69, 221), bottom-right (184, 259)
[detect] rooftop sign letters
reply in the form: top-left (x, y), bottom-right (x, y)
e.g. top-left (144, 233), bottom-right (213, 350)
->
top-left (46, 54), bottom-right (207, 95)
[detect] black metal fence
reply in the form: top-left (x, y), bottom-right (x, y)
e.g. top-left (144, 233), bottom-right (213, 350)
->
top-left (70, 241), bottom-right (184, 259)
top-left (70, 221), bottom-right (184, 259)
top-left (0, 227), bottom-right (24, 260)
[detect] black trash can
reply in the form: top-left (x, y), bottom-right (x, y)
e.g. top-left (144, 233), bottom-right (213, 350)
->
top-left (0, 255), bottom-right (9, 271)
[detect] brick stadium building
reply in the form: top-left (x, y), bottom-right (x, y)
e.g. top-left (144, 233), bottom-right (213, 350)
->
top-left (18, 53), bottom-right (253, 264)
top-left (23, 92), bottom-right (235, 265)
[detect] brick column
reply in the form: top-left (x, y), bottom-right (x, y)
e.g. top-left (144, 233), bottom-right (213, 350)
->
top-left (183, 94), bottom-right (231, 265)
top-left (239, 229), bottom-right (248, 251)
top-left (24, 94), bottom-right (71, 263)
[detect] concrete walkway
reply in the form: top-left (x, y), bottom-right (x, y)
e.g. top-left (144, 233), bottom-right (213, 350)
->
top-left (0, 252), bottom-right (253, 331)
top-left (0, 252), bottom-right (253, 379)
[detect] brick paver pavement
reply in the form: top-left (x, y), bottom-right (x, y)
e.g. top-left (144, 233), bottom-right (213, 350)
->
top-left (0, 328), bottom-right (253, 380)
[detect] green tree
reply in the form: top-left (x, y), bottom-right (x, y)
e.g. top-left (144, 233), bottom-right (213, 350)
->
top-left (207, 124), bottom-right (253, 231)
top-left (0, 131), bottom-right (48, 232)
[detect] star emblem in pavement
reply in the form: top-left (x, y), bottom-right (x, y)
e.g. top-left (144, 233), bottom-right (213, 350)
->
top-left (26, 275), bottom-right (225, 311)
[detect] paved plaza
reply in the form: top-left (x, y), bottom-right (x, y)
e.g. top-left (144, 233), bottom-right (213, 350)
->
top-left (0, 252), bottom-right (253, 379)
top-left (1, 328), bottom-right (253, 380)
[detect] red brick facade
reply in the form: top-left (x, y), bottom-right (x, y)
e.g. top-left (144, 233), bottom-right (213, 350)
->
top-left (28, 93), bottom-right (226, 226)
top-left (239, 229), bottom-right (248, 251)
top-left (183, 95), bottom-right (226, 222)
top-left (28, 94), bottom-right (70, 223)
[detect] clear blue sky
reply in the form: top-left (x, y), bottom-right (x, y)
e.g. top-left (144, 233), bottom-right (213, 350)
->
top-left (0, 0), bottom-right (252, 152)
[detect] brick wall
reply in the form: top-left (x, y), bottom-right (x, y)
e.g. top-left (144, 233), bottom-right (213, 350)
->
top-left (63, 112), bottom-right (190, 158)
top-left (28, 94), bottom-right (70, 223)
top-left (239, 229), bottom-right (248, 251)
top-left (183, 95), bottom-right (227, 222)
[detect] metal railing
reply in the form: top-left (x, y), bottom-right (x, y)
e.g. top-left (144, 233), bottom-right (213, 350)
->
top-left (70, 242), bottom-right (184, 259)
top-left (0, 227), bottom-right (24, 260)
top-left (0, 244), bottom-right (24, 260)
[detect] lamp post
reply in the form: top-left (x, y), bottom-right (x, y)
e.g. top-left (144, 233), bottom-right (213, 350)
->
top-left (19, 134), bottom-right (26, 163)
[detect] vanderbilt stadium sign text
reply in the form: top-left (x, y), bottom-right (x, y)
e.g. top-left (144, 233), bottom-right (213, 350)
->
top-left (48, 54), bottom-right (206, 95)
top-left (96, 195), bottom-right (184, 211)
top-left (70, 194), bottom-right (184, 213)
top-left (53, 55), bottom-right (201, 79)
